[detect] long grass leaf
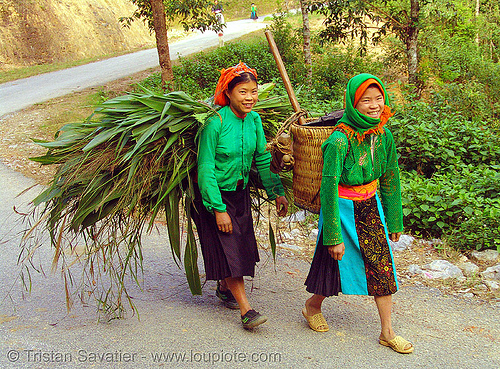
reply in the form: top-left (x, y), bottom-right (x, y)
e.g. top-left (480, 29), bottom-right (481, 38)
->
top-left (164, 191), bottom-right (181, 267)
top-left (184, 211), bottom-right (201, 295)
top-left (269, 222), bottom-right (277, 262)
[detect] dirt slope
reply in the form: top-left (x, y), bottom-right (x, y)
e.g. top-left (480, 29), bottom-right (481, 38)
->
top-left (0, 0), bottom-right (156, 70)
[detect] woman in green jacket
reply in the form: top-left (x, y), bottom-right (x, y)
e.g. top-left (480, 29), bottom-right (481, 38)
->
top-left (303, 74), bottom-right (414, 354)
top-left (250, 3), bottom-right (258, 20)
top-left (193, 62), bottom-right (288, 329)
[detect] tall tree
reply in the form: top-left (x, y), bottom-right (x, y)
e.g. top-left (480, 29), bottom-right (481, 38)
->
top-left (151, 0), bottom-right (173, 85)
top-left (307, 0), bottom-right (427, 93)
top-left (121, 0), bottom-right (223, 88)
top-left (300, 0), bottom-right (313, 87)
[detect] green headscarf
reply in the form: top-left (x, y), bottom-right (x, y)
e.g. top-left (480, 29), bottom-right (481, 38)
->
top-left (337, 73), bottom-right (392, 139)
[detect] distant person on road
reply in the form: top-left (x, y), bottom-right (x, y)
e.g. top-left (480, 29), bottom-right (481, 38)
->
top-left (212, 0), bottom-right (225, 46)
top-left (212, 0), bottom-right (224, 24)
top-left (192, 62), bottom-right (288, 330)
top-left (302, 73), bottom-right (414, 354)
top-left (250, 3), bottom-right (258, 21)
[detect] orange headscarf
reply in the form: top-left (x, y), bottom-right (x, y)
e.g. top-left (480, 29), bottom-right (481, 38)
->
top-left (214, 61), bottom-right (258, 106)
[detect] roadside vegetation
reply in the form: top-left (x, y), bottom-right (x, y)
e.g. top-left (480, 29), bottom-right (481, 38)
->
top-left (137, 10), bottom-right (500, 253)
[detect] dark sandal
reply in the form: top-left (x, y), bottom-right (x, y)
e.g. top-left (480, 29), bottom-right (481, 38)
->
top-left (216, 281), bottom-right (239, 309)
top-left (241, 309), bottom-right (267, 329)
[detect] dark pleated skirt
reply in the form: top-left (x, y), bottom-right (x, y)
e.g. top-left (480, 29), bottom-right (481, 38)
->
top-left (191, 183), bottom-right (259, 280)
top-left (304, 230), bottom-right (342, 297)
top-left (305, 194), bottom-right (398, 297)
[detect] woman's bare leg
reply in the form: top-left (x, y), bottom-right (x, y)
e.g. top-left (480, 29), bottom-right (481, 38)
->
top-left (375, 294), bottom-right (413, 351)
top-left (305, 294), bottom-right (326, 316)
top-left (225, 276), bottom-right (251, 316)
top-left (374, 294), bottom-right (395, 341)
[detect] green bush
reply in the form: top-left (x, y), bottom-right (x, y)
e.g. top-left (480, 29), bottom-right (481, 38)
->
top-left (392, 94), bottom-right (500, 251)
top-left (390, 99), bottom-right (500, 177)
top-left (170, 40), bottom-right (281, 99)
top-left (134, 30), bottom-right (500, 253)
top-left (400, 168), bottom-right (500, 249)
top-left (420, 34), bottom-right (500, 122)
top-left (311, 46), bottom-right (383, 101)
top-left (445, 207), bottom-right (500, 252)
top-left (265, 11), bottom-right (304, 82)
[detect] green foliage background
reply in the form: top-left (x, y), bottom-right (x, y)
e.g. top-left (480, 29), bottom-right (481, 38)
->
top-left (141, 9), bottom-right (500, 253)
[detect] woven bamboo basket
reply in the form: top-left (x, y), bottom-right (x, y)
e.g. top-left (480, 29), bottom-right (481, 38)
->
top-left (290, 120), bottom-right (336, 214)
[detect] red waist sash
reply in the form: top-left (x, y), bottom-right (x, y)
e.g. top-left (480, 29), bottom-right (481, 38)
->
top-left (338, 180), bottom-right (377, 201)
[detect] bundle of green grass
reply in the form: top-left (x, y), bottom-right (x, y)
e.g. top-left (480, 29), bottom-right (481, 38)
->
top-left (21, 85), bottom-right (291, 317)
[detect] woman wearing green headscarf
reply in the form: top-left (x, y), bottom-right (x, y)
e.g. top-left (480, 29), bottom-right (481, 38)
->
top-left (302, 74), bottom-right (414, 354)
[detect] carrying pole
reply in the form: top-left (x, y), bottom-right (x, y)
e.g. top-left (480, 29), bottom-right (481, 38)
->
top-left (265, 30), bottom-right (306, 125)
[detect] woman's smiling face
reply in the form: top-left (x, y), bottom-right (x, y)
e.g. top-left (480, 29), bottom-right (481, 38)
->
top-left (355, 86), bottom-right (384, 119)
top-left (226, 80), bottom-right (258, 118)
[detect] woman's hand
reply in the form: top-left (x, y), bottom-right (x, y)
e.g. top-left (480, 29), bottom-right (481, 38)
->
top-left (275, 196), bottom-right (288, 217)
top-left (215, 211), bottom-right (232, 234)
top-left (328, 243), bottom-right (345, 260)
top-left (389, 232), bottom-right (401, 242)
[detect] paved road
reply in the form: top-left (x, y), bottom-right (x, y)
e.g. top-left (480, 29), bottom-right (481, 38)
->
top-left (0, 17), bottom-right (268, 117)
top-left (0, 162), bottom-right (499, 368)
top-left (1, 13), bottom-right (499, 369)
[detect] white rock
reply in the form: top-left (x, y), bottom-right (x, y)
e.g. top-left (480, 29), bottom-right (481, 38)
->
top-left (462, 293), bottom-right (475, 299)
top-left (459, 262), bottom-right (480, 277)
top-left (475, 284), bottom-right (488, 291)
top-left (290, 228), bottom-right (302, 237)
top-left (472, 250), bottom-right (500, 263)
top-left (282, 210), bottom-right (307, 222)
top-left (483, 280), bottom-right (500, 290)
top-left (278, 243), bottom-right (302, 252)
top-left (389, 234), bottom-right (415, 252)
top-left (423, 260), bottom-right (465, 280)
top-left (423, 239), bottom-right (443, 248)
top-left (459, 255), bottom-right (469, 263)
top-left (481, 264), bottom-right (500, 281)
top-left (408, 264), bottom-right (423, 275)
top-left (308, 229), bottom-right (319, 240)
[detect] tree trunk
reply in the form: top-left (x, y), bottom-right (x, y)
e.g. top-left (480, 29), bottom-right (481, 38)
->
top-left (151, 0), bottom-right (173, 89)
top-left (300, 0), bottom-right (312, 87)
top-left (406, 0), bottom-right (421, 94)
top-left (475, 0), bottom-right (480, 46)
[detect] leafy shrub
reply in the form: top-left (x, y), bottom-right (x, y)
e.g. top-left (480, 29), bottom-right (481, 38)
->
top-left (137, 40), bottom-right (282, 99)
top-left (265, 11), bottom-right (304, 78)
top-left (134, 31), bottom-right (500, 252)
top-left (309, 46), bottom-right (385, 101)
top-left (390, 99), bottom-right (500, 177)
top-left (420, 33), bottom-right (500, 122)
top-left (445, 207), bottom-right (500, 252)
top-left (400, 167), bottom-right (500, 250)
top-left (171, 41), bottom-right (281, 98)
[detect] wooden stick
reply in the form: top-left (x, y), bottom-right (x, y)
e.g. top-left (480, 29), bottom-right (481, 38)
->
top-left (265, 30), bottom-right (306, 125)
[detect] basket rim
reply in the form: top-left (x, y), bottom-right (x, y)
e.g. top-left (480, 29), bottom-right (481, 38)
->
top-left (291, 121), bottom-right (338, 129)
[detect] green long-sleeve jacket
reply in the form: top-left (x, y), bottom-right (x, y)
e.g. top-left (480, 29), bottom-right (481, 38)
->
top-left (321, 127), bottom-right (403, 245)
top-left (197, 106), bottom-right (284, 213)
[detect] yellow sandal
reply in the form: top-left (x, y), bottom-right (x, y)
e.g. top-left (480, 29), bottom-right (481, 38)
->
top-left (379, 336), bottom-right (414, 354)
top-left (302, 308), bottom-right (329, 332)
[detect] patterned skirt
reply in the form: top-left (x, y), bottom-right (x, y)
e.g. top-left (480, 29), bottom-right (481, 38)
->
top-left (191, 183), bottom-right (259, 281)
top-left (305, 194), bottom-right (398, 297)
